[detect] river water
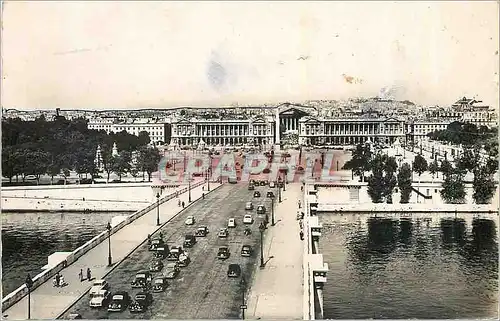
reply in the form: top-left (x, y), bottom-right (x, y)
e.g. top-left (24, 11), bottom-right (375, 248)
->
top-left (1, 211), bottom-right (127, 295)
top-left (318, 213), bottom-right (498, 319)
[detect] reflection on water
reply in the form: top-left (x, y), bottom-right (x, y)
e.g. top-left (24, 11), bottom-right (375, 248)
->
top-left (319, 214), bottom-right (498, 319)
top-left (1, 212), bottom-right (125, 295)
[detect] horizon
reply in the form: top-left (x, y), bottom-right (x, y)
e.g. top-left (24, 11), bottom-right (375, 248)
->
top-left (2, 2), bottom-right (498, 112)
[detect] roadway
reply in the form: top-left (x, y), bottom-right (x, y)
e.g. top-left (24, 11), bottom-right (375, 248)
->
top-left (63, 183), bottom-right (275, 319)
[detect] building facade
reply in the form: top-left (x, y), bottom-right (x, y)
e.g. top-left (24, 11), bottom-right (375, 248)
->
top-left (88, 118), bottom-right (167, 145)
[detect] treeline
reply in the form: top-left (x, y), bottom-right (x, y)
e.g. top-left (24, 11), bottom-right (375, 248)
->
top-left (2, 116), bottom-right (161, 184)
top-left (427, 121), bottom-right (498, 153)
top-left (343, 142), bottom-right (498, 204)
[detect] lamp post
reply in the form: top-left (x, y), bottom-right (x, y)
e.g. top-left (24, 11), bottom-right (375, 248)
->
top-left (259, 222), bottom-right (265, 268)
top-left (188, 172), bottom-right (192, 202)
top-left (156, 193), bottom-right (160, 226)
top-left (283, 172), bottom-right (286, 191)
top-left (270, 195), bottom-right (275, 226)
top-left (278, 177), bottom-right (282, 203)
top-left (106, 222), bottom-right (112, 266)
top-left (240, 276), bottom-right (247, 320)
top-left (25, 274), bottom-right (33, 319)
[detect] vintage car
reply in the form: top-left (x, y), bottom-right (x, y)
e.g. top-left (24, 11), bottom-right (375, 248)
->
top-left (245, 202), bottom-right (253, 210)
top-left (167, 246), bottom-right (183, 261)
top-left (164, 262), bottom-right (180, 279)
top-left (129, 292), bottom-right (152, 313)
top-left (259, 180), bottom-right (268, 186)
top-left (149, 238), bottom-right (165, 251)
top-left (253, 191), bottom-right (261, 198)
top-left (89, 289), bottom-right (110, 308)
top-left (257, 205), bottom-right (266, 214)
top-left (241, 245), bottom-right (253, 257)
top-left (227, 264), bottom-right (241, 278)
top-left (218, 228), bottom-right (229, 238)
top-left (228, 177), bottom-right (238, 184)
top-left (269, 181), bottom-right (276, 188)
top-left (178, 252), bottom-right (190, 267)
top-left (153, 246), bottom-right (168, 260)
top-left (266, 191), bottom-right (275, 198)
top-left (152, 277), bottom-right (168, 293)
top-left (249, 179), bottom-right (256, 185)
top-left (183, 234), bottom-right (197, 248)
top-left (185, 216), bottom-right (195, 225)
top-left (68, 313), bottom-right (82, 319)
top-left (131, 271), bottom-right (152, 288)
top-left (228, 218), bottom-right (236, 228)
top-left (243, 215), bottom-right (253, 224)
top-left (149, 259), bottom-right (163, 272)
top-left (248, 184), bottom-right (255, 191)
top-left (195, 226), bottom-right (209, 237)
top-left (217, 246), bottom-right (230, 260)
top-left (89, 279), bottom-right (109, 298)
top-left (107, 291), bottom-right (130, 312)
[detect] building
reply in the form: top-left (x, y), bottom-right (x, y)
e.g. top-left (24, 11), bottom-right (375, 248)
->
top-left (408, 120), bottom-right (450, 143)
top-left (428, 97), bottom-right (497, 127)
top-left (87, 118), bottom-right (168, 145)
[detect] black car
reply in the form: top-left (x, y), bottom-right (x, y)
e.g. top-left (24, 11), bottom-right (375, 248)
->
top-left (153, 246), bottom-right (168, 260)
top-left (259, 180), bottom-right (267, 186)
top-left (253, 191), bottom-right (261, 198)
top-left (183, 234), bottom-right (197, 248)
top-left (167, 246), bottom-right (183, 261)
top-left (257, 205), bottom-right (266, 214)
top-left (217, 246), bottom-right (230, 260)
top-left (129, 292), bottom-right (152, 313)
top-left (149, 259), bottom-right (163, 272)
top-left (131, 271), bottom-right (152, 288)
top-left (152, 277), bottom-right (168, 292)
top-left (241, 245), bottom-right (253, 257)
top-left (227, 264), bottom-right (241, 278)
top-left (149, 239), bottom-right (165, 251)
top-left (195, 226), bottom-right (209, 237)
top-left (248, 184), bottom-right (255, 191)
top-left (266, 191), bottom-right (275, 198)
top-left (107, 291), bottom-right (130, 312)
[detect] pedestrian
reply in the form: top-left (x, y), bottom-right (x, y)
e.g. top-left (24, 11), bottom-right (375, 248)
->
top-left (55, 272), bottom-right (60, 286)
top-left (182, 201), bottom-right (185, 208)
top-left (86, 268), bottom-right (92, 281)
top-left (147, 234), bottom-right (152, 245)
top-left (79, 269), bottom-right (84, 282)
top-left (301, 185), bottom-right (303, 192)
top-left (202, 193), bottom-right (205, 199)
top-left (298, 200), bottom-right (301, 209)
top-left (178, 199), bottom-right (181, 207)
top-left (300, 230), bottom-right (304, 240)
top-left (202, 186), bottom-right (204, 191)
top-left (59, 275), bottom-right (65, 287)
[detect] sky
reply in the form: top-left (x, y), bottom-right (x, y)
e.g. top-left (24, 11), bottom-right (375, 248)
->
top-left (1, 1), bottom-right (499, 110)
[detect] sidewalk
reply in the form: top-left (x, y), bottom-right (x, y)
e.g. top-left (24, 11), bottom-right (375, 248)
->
top-left (2, 181), bottom-right (221, 320)
top-left (246, 183), bottom-right (303, 320)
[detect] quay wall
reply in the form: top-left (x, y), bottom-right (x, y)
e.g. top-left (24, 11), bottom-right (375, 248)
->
top-left (1, 180), bottom-right (205, 312)
top-left (1, 183), bottom-right (182, 212)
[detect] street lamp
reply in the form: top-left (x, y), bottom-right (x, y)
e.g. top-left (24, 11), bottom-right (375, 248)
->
top-left (25, 274), bottom-right (33, 319)
top-left (188, 172), bottom-right (192, 202)
top-left (278, 177), bottom-right (282, 203)
top-left (207, 167), bottom-right (211, 191)
top-left (283, 172), bottom-right (286, 191)
top-left (269, 194), bottom-right (275, 226)
top-left (259, 222), bottom-right (266, 268)
top-left (156, 193), bottom-right (160, 226)
top-left (240, 276), bottom-right (247, 320)
top-left (106, 222), bottom-right (112, 266)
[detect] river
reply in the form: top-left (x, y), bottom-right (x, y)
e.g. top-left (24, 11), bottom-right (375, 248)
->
top-left (1, 211), bottom-right (128, 295)
top-left (318, 213), bottom-right (498, 319)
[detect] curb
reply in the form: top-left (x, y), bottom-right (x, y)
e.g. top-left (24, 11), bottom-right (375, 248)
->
top-left (55, 183), bottom-right (224, 319)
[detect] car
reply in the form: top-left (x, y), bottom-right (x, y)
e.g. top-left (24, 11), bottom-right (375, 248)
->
top-left (228, 177), bottom-right (238, 184)
top-left (266, 191), bottom-right (275, 198)
top-left (107, 291), bottom-right (130, 312)
top-left (245, 202), bottom-right (254, 210)
top-left (227, 264), bottom-right (241, 277)
top-left (149, 238), bottom-right (165, 251)
top-left (167, 246), bottom-right (183, 261)
top-left (195, 226), bottom-right (209, 237)
top-left (269, 181), bottom-right (276, 188)
top-left (183, 234), bottom-right (197, 248)
top-left (257, 205), bottom-right (266, 214)
top-left (89, 289), bottom-right (110, 308)
top-left (218, 228), bottom-right (229, 238)
top-left (164, 262), bottom-right (180, 279)
top-left (243, 214), bottom-right (253, 224)
top-left (131, 271), bottom-right (152, 288)
top-left (153, 246), bottom-right (168, 260)
top-left (149, 259), bottom-right (164, 272)
top-left (178, 252), bottom-right (191, 267)
top-left (89, 279), bottom-right (109, 298)
top-left (259, 180), bottom-right (267, 186)
top-left (128, 292), bottom-right (152, 313)
top-left (228, 218), bottom-right (236, 228)
top-left (249, 179), bottom-right (256, 185)
top-left (262, 168), bottom-right (271, 174)
top-left (253, 191), bottom-right (261, 198)
top-left (248, 184), bottom-right (255, 191)
top-left (241, 245), bottom-right (253, 257)
top-left (152, 277), bottom-right (168, 293)
top-left (68, 313), bottom-right (82, 319)
top-left (217, 246), bottom-right (230, 260)
top-left (185, 216), bottom-right (195, 225)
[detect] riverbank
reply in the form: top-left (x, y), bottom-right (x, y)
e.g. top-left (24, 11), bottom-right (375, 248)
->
top-left (318, 203), bottom-right (498, 213)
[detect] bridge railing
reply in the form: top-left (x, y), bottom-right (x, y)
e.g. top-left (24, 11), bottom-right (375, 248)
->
top-left (302, 186), bottom-right (315, 320)
top-left (1, 180), bottom-right (206, 312)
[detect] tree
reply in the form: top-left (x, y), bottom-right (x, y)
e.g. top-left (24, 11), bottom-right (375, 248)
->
top-left (112, 151), bottom-right (132, 180)
top-left (455, 148), bottom-right (480, 173)
top-left (342, 144), bottom-right (372, 181)
top-left (472, 165), bottom-right (497, 204)
top-left (102, 154), bottom-right (117, 183)
top-left (440, 168), bottom-right (466, 204)
top-left (428, 159), bottom-right (439, 179)
top-left (137, 131), bottom-right (151, 147)
top-left (1, 146), bottom-right (20, 183)
top-left (412, 154), bottom-right (428, 177)
top-left (440, 160), bottom-right (453, 177)
top-left (138, 147), bottom-right (161, 182)
top-left (397, 163), bottom-right (413, 203)
top-left (25, 150), bottom-right (50, 184)
top-left (367, 154), bottom-right (397, 203)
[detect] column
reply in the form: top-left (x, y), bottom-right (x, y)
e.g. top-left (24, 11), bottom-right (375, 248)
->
top-left (275, 108), bottom-right (280, 145)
